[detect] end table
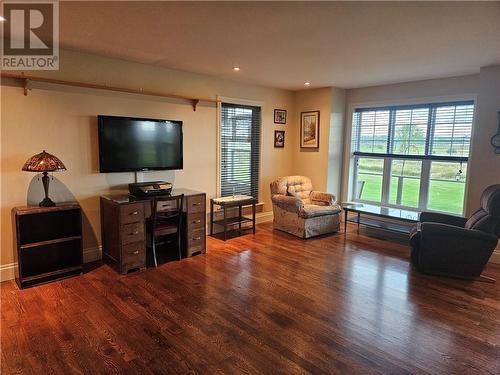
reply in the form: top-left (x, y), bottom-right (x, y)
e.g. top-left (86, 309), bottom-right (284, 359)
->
top-left (210, 195), bottom-right (257, 241)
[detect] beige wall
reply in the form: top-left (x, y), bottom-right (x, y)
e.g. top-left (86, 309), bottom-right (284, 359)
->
top-left (1, 50), bottom-right (295, 269)
top-left (290, 87), bottom-right (346, 198)
top-left (291, 88), bottom-right (333, 191)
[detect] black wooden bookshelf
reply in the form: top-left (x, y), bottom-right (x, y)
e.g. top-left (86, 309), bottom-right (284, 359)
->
top-left (12, 204), bottom-right (83, 289)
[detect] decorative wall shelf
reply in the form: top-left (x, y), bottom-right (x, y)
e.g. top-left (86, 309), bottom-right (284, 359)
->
top-left (0, 72), bottom-right (219, 111)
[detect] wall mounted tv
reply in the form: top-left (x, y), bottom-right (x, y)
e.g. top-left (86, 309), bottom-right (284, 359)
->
top-left (98, 115), bottom-right (183, 172)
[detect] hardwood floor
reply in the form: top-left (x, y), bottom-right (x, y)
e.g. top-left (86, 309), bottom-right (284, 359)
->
top-left (2, 222), bottom-right (500, 374)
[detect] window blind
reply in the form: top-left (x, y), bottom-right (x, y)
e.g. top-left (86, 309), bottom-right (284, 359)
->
top-left (352, 101), bottom-right (474, 162)
top-left (430, 104), bottom-right (474, 158)
top-left (391, 107), bottom-right (429, 155)
top-left (351, 109), bottom-right (390, 153)
top-left (220, 103), bottom-right (261, 198)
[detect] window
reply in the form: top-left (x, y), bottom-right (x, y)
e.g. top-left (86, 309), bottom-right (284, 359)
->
top-left (357, 158), bottom-right (384, 202)
top-left (428, 161), bottom-right (467, 214)
top-left (220, 103), bottom-right (261, 198)
top-left (389, 160), bottom-right (422, 208)
top-left (351, 101), bottom-right (474, 214)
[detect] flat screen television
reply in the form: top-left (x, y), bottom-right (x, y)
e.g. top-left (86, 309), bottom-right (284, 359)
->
top-left (98, 115), bottom-right (183, 172)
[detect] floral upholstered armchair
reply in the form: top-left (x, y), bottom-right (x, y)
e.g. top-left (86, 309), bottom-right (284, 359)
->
top-left (270, 176), bottom-right (341, 238)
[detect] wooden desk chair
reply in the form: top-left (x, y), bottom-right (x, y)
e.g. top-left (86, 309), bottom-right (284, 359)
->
top-left (148, 194), bottom-right (184, 267)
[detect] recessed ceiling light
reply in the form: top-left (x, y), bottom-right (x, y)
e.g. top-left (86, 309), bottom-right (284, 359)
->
top-left (0, 16), bottom-right (6, 22)
top-left (304, 81), bottom-right (311, 86)
top-left (232, 66), bottom-right (240, 71)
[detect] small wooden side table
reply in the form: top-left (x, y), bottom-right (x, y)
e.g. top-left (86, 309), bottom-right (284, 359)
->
top-left (210, 195), bottom-right (257, 241)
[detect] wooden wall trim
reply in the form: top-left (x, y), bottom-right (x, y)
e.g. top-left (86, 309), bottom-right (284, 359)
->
top-left (0, 72), bottom-right (220, 111)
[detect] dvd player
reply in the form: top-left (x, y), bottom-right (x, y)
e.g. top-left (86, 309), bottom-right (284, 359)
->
top-left (129, 181), bottom-right (172, 197)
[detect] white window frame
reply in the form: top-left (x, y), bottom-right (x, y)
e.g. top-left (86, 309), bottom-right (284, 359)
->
top-left (348, 98), bottom-right (476, 215)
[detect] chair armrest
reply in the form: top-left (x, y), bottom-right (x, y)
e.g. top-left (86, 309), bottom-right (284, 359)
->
top-left (310, 191), bottom-right (336, 206)
top-left (271, 195), bottom-right (304, 213)
top-left (419, 211), bottom-right (467, 227)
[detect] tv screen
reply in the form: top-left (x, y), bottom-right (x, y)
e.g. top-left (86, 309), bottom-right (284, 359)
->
top-left (98, 115), bottom-right (183, 172)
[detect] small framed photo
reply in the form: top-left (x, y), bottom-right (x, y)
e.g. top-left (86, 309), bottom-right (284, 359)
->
top-left (274, 130), bottom-right (285, 148)
top-left (274, 109), bottom-right (287, 124)
top-left (300, 110), bottom-right (320, 149)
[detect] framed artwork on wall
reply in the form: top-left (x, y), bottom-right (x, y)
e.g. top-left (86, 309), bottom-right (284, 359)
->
top-left (274, 109), bottom-right (287, 124)
top-left (300, 111), bottom-right (320, 149)
top-left (274, 130), bottom-right (285, 148)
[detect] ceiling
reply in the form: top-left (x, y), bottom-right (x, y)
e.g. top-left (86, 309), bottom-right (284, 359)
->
top-left (59, 1), bottom-right (500, 90)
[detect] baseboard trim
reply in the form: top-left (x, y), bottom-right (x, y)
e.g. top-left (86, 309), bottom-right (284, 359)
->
top-left (0, 263), bottom-right (17, 282)
top-left (83, 246), bottom-right (102, 263)
top-left (256, 211), bottom-right (273, 224)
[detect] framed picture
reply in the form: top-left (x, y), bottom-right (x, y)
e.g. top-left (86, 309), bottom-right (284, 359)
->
top-left (300, 111), bottom-right (320, 149)
top-left (274, 130), bottom-right (285, 148)
top-left (274, 109), bottom-right (287, 124)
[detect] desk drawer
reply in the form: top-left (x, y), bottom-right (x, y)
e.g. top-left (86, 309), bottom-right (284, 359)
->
top-left (187, 228), bottom-right (205, 249)
top-left (187, 244), bottom-right (204, 257)
top-left (122, 242), bottom-right (145, 265)
top-left (121, 222), bottom-right (144, 245)
top-left (186, 195), bottom-right (205, 214)
top-left (120, 203), bottom-right (144, 224)
top-left (187, 212), bottom-right (205, 231)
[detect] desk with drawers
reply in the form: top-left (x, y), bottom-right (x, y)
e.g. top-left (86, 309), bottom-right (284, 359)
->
top-left (100, 189), bottom-right (206, 274)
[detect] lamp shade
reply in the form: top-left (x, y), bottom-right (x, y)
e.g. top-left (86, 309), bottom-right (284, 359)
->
top-left (22, 150), bottom-right (66, 172)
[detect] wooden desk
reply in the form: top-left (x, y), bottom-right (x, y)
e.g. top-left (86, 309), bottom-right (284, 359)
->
top-left (210, 195), bottom-right (257, 241)
top-left (100, 189), bottom-right (206, 274)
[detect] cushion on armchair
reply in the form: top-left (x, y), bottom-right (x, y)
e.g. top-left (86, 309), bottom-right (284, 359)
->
top-left (310, 191), bottom-right (336, 206)
top-left (271, 195), bottom-right (304, 212)
top-left (299, 204), bottom-right (342, 219)
top-left (286, 176), bottom-right (313, 204)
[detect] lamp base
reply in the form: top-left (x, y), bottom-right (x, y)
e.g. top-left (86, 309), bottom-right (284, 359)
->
top-left (39, 197), bottom-right (56, 207)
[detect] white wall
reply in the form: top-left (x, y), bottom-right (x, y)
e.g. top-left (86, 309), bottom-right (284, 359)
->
top-left (327, 87), bottom-right (346, 199)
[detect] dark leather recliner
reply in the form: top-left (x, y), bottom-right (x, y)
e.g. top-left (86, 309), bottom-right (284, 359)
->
top-left (409, 184), bottom-right (500, 280)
